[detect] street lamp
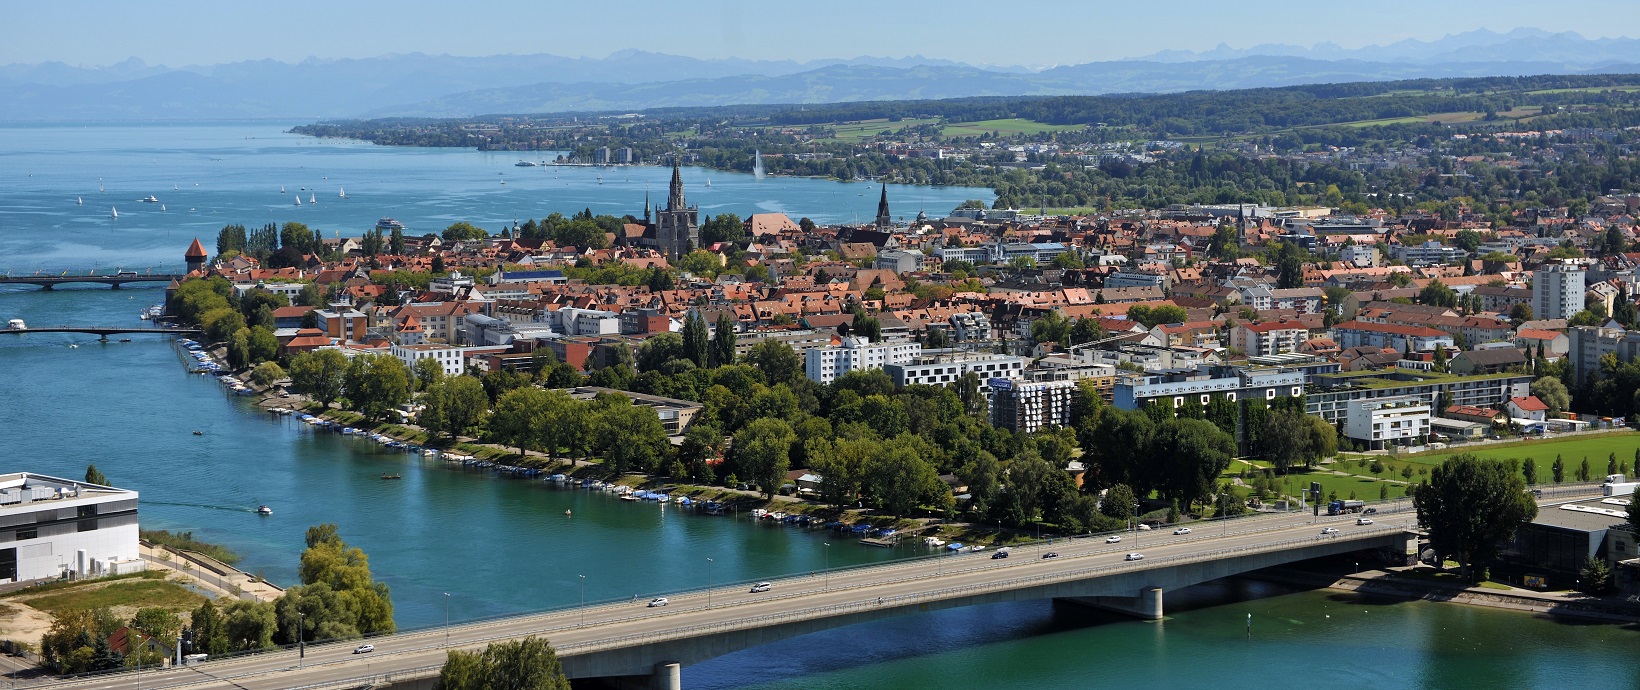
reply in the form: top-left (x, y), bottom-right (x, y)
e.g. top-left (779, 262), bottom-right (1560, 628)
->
top-left (444, 592), bottom-right (451, 644)
top-left (706, 557), bottom-right (715, 607)
top-left (578, 575), bottom-right (586, 627)
top-left (823, 543), bottom-right (831, 590)
top-left (296, 611), bottom-right (305, 667)
top-left (1133, 503), bottom-right (1140, 548)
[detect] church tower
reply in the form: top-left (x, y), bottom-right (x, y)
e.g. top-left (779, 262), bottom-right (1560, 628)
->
top-left (874, 183), bottom-right (891, 229)
top-left (651, 158), bottom-right (699, 257)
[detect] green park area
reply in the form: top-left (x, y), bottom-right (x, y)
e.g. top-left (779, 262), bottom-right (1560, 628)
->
top-left (1404, 431), bottom-right (1640, 469)
top-left (5, 571), bottom-right (205, 616)
top-left (942, 118), bottom-right (1086, 137)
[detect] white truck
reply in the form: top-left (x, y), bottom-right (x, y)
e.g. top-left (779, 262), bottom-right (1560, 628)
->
top-left (1602, 474), bottom-right (1639, 497)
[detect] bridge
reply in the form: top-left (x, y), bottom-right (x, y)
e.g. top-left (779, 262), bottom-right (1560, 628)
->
top-left (0, 273), bottom-right (186, 290)
top-left (0, 326), bottom-right (200, 341)
top-left (33, 489), bottom-right (1600, 690)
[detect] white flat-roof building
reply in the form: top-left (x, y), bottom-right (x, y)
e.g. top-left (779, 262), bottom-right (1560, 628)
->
top-left (804, 337), bottom-right (922, 385)
top-left (0, 473), bottom-right (143, 583)
top-left (1345, 395), bottom-right (1431, 450)
top-left (391, 343), bottom-right (468, 376)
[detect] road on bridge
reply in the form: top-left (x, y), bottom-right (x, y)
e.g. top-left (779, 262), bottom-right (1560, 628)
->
top-left (33, 489), bottom-right (1602, 690)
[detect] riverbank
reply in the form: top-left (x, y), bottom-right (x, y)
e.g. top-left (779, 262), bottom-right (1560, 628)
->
top-left (1249, 566), bottom-right (1640, 624)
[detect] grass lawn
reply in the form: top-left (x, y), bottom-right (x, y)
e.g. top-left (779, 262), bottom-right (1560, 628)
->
top-left (1250, 469), bottom-right (1405, 502)
top-left (20, 574), bottom-right (205, 616)
top-left (1401, 431), bottom-right (1640, 467)
top-left (941, 118), bottom-right (1085, 138)
top-left (814, 118), bottom-right (938, 143)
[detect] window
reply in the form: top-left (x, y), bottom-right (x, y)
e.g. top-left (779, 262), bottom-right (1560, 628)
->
top-left (77, 519), bottom-right (97, 533)
top-left (76, 505), bottom-right (96, 519)
top-left (15, 528), bottom-right (36, 541)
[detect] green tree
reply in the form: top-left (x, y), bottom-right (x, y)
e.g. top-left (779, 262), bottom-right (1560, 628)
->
top-left (344, 354), bottom-right (412, 422)
top-left (490, 387), bottom-right (551, 458)
top-left (1579, 556), bottom-right (1612, 594)
top-left (1414, 454), bottom-right (1538, 581)
top-left (1100, 483), bottom-right (1138, 522)
top-left (746, 340), bottom-right (802, 386)
top-left (201, 307), bottom-right (245, 344)
top-left (1530, 376), bottom-right (1571, 415)
top-left (131, 608), bottom-right (182, 649)
top-left (433, 636), bottom-right (570, 690)
top-left (413, 357), bottom-right (445, 392)
top-left (1151, 418), bottom-right (1237, 509)
top-left (84, 464), bottom-right (107, 486)
top-left (735, 417), bottom-right (796, 498)
top-left (710, 313), bottom-right (737, 368)
top-left (247, 326), bottom-right (278, 364)
top-left (592, 397), bottom-right (667, 473)
top-left (1552, 455), bottom-right (1566, 483)
top-left (441, 221), bottom-right (487, 242)
top-left (290, 349), bottom-right (349, 409)
top-left (191, 599), bottom-right (230, 657)
top-left (220, 600), bottom-right (277, 651)
top-left (1576, 456), bottom-right (1591, 482)
top-left (249, 361), bottom-right (286, 388)
top-left (868, 435), bottom-right (952, 517)
top-left (1522, 457), bottom-right (1538, 485)
top-left (1030, 310), bottom-right (1071, 345)
top-left (417, 375), bottom-right (489, 440)
top-left (681, 312), bottom-right (710, 368)
top-left (1260, 408), bottom-right (1312, 474)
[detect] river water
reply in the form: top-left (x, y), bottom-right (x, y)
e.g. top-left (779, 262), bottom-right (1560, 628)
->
top-left (2, 124), bottom-right (1637, 688)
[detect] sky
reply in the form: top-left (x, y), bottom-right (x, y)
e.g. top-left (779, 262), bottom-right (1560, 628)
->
top-left (7, 0), bottom-right (1640, 68)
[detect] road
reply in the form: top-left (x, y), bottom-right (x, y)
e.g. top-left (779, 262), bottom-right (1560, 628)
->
top-left (34, 489), bottom-right (1602, 690)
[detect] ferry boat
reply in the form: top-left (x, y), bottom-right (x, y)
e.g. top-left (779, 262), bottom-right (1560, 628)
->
top-left (375, 217), bottom-right (406, 232)
top-left (514, 160), bottom-right (539, 167)
top-left (140, 195), bottom-right (159, 203)
top-left (6, 319), bottom-right (24, 330)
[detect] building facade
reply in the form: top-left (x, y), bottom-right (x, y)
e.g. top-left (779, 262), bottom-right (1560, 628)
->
top-left (804, 337), bottom-right (922, 384)
top-left (1534, 261), bottom-right (1586, 321)
top-left (0, 473), bottom-right (142, 583)
top-left (1344, 396), bottom-right (1431, 449)
top-left (989, 378), bottom-right (1074, 433)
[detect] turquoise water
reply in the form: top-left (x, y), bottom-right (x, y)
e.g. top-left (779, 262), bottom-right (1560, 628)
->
top-left (0, 121), bottom-right (986, 272)
top-left (2, 124), bottom-right (1637, 687)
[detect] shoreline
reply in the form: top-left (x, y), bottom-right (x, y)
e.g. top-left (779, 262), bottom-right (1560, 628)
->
top-left (1246, 567), bottom-right (1640, 624)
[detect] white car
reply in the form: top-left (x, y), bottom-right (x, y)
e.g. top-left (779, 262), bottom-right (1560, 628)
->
top-left (1320, 527), bottom-right (1340, 535)
top-left (1356, 518), bottom-right (1374, 525)
top-left (1173, 527), bottom-right (1192, 535)
top-left (1137, 523), bottom-right (1152, 531)
top-left (749, 582), bottom-right (772, 593)
top-left (353, 644), bottom-right (374, 654)
top-left (1125, 553), bottom-right (1145, 561)
top-left (647, 597), bottom-right (669, 607)
top-left (1105, 535), bottom-right (1123, 544)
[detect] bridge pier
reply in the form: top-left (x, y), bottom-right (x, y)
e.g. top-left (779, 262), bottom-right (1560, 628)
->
top-left (1061, 587), bottom-right (1164, 620)
top-left (593, 663), bottom-right (681, 690)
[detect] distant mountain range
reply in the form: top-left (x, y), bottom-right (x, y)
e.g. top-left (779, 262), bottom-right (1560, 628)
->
top-left (2, 29), bottom-right (1638, 121)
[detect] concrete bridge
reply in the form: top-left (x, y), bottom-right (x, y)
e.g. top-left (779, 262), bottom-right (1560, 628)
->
top-left (0, 326), bottom-right (200, 340)
top-left (0, 273), bottom-right (186, 290)
top-left (36, 509), bottom-right (1433, 690)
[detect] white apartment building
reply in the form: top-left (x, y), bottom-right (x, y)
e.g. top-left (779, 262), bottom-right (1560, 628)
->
top-left (392, 343), bottom-right (468, 376)
top-left (884, 354), bottom-right (1025, 406)
top-left (804, 337), bottom-right (922, 384)
top-left (556, 308), bottom-right (621, 337)
top-left (1230, 320), bottom-right (1310, 357)
top-left (0, 473), bottom-right (143, 583)
top-left (1534, 260), bottom-right (1586, 320)
top-left (989, 378), bottom-right (1074, 433)
top-left (1344, 395), bottom-right (1431, 450)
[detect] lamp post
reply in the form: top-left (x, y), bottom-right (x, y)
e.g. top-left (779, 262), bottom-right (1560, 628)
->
top-left (1133, 503), bottom-right (1140, 548)
top-left (296, 611), bottom-right (305, 668)
top-left (823, 543), bottom-right (831, 591)
top-left (706, 557), bottom-right (715, 607)
top-left (444, 592), bottom-right (451, 644)
top-left (132, 624), bottom-right (142, 690)
top-left (578, 575), bottom-right (586, 627)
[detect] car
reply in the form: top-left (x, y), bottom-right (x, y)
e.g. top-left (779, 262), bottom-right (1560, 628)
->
top-left (991, 550), bottom-right (1010, 559)
top-left (1363, 507), bottom-right (1378, 515)
top-left (1105, 535), bottom-right (1123, 544)
top-left (1173, 527), bottom-right (1192, 535)
top-left (1125, 553), bottom-right (1145, 561)
top-left (353, 644), bottom-right (374, 654)
top-left (1137, 523), bottom-right (1152, 531)
top-left (647, 597), bottom-right (669, 607)
top-left (749, 582), bottom-right (772, 593)
top-left (1042, 552), bottom-right (1060, 559)
top-left (1357, 517), bottom-right (1374, 525)
top-left (1320, 527), bottom-right (1340, 535)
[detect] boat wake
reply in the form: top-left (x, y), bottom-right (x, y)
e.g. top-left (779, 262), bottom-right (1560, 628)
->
top-left (145, 500), bottom-right (262, 513)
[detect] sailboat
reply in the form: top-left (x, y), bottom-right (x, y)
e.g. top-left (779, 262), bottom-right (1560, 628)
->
top-left (309, 193), bottom-right (317, 204)
top-left (161, 204), bottom-right (166, 212)
top-left (110, 207), bottom-right (118, 219)
top-left (705, 178), bottom-right (712, 188)
top-left (76, 197), bottom-right (82, 205)
top-left (293, 195), bottom-right (301, 206)
top-left (339, 187), bottom-right (346, 198)
top-left (280, 184), bottom-right (286, 194)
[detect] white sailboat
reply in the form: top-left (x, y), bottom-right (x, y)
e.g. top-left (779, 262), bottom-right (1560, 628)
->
top-left (161, 204), bottom-right (166, 212)
top-left (110, 207), bottom-right (118, 219)
top-left (309, 193), bottom-right (317, 204)
top-left (280, 184), bottom-right (286, 194)
top-left (76, 197), bottom-right (82, 205)
top-left (293, 195), bottom-right (302, 206)
top-left (339, 187), bottom-right (346, 198)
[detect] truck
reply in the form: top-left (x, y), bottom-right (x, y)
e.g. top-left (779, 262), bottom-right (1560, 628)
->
top-left (1603, 474), bottom-right (1639, 497)
top-left (1327, 500), bottom-right (1366, 516)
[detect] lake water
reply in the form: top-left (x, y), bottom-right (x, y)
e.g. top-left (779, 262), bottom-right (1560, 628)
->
top-left (2, 124), bottom-right (1637, 688)
top-left (0, 121), bottom-right (985, 272)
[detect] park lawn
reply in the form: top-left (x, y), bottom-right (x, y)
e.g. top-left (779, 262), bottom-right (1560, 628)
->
top-left (941, 118), bottom-right (1085, 138)
top-left (1401, 432), bottom-right (1640, 467)
top-left (19, 575), bottom-right (206, 616)
top-left (817, 118), bottom-right (938, 143)
top-left (1266, 469), bottom-right (1404, 502)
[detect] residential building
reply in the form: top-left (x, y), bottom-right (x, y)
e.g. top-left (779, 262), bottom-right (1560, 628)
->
top-left (883, 353), bottom-right (1025, 394)
top-left (1112, 363), bottom-right (1305, 412)
top-left (1449, 348), bottom-right (1528, 376)
top-left (1344, 396), bottom-right (1431, 450)
top-left (873, 250), bottom-right (924, 274)
top-left (1230, 320), bottom-right (1309, 357)
top-left (1394, 240), bottom-right (1467, 265)
top-left (1567, 325), bottom-right (1640, 385)
top-left (392, 343), bottom-right (468, 376)
top-left (990, 378), bottom-right (1074, 433)
top-left (804, 337), bottom-right (921, 384)
top-left (1534, 260), bottom-right (1586, 320)
top-left (556, 307), bottom-right (621, 336)
top-left (1332, 321), bottom-right (1454, 352)
top-left (1305, 369), bottom-right (1533, 425)
top-left (1507, 395), bottom-right (1550, 421)
top-left (0, 472), bottom-right (142, 583)
top-left (563, 387), bottom-right (701, 435)
top-left (949, 312), bottom-right (992, 342)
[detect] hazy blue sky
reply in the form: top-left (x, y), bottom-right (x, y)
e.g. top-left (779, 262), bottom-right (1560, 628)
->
top-left (7, 0), bottom-right (1639, 67)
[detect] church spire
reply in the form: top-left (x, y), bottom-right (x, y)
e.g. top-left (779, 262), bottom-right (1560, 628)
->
top-left (643, 189), bottom-right (651, 223)
top-left (875, 183), bottom-right (890, 229)
top-left (668, 158), bottom-right (686, 211)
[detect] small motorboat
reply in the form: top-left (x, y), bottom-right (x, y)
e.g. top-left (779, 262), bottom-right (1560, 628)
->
top-left (380, 473), bottom-right (402, 480)
top-left (192, 430), bottom-right (203, 436)
top-left (564, 509), bottom-right (572, 516)
top-left (257, 505), bottom-right (272, 515)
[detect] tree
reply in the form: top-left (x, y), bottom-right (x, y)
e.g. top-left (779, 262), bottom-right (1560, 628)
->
top-left (84, 464), bottom-right (107, 486)
top-left (591, 397), bottom-right (666, 473)
top-left (249, 361), bottom-right (287, 388)
top-left (491, 387), bottom-right (550, 457)
top-left (344, 354), bottom-right (412, 422)
top-left (1522, 457), bottom-right (1538, 485)
top-left (290, 349), bottom-right (349, 409)
top-left (417, 375), bottom-right (489, 440)
top-left (286, 525), bottom-right (395, 640)
top-left (1030, 310), bottom-right (1071, 345)
top-left (868, 435), bottom-right (951, 517)
top-left (1276, 242), bottom-right (1305, 289)
top-left (1419, 279), bottom-right (1458, 308)
top-left (191, 599), bottom-right (230, 657)
top-left (433, 636), bottom-right (570, 690)
top-left (1530, 376), bottom-right (1571, 415)
top-left (247, 326), bottom-right (279, 364)
top-left (734, 418), bottom-right (795, 498)
top-left (1150, 418), bottom-right (1237, 509)
top-left (745, 341), bottom-right (801, 386)
top-left (1552, 455), bottom-right (1566, 483)
top-left (1414, 454), bottom-right (1537, 581)
top-left (1100, 484), bottom-right (1138, 522)
top-left (1579, 556), bottom-right (1612, 594)
top-left (710, 313), bottom-right (737, 368)
top-left (1576, 456), bottom-right (1591, 482)
top-left (131, 608), bottom-right (182, 649)
top-left (221, 600), bottom-right (277, 651)
top-left (700, 213), bottom-right (745, 245)
top-left (1509, 303), bottom-right (1533, 326)
top-left (1260, 408), bottom-right (1312, 474)
top-left (201, 307), bottom-right (245, 344)
top-left (441, 221), bottom-right (487, 242)
top-left (681, 312), bottom-right (710, 368)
